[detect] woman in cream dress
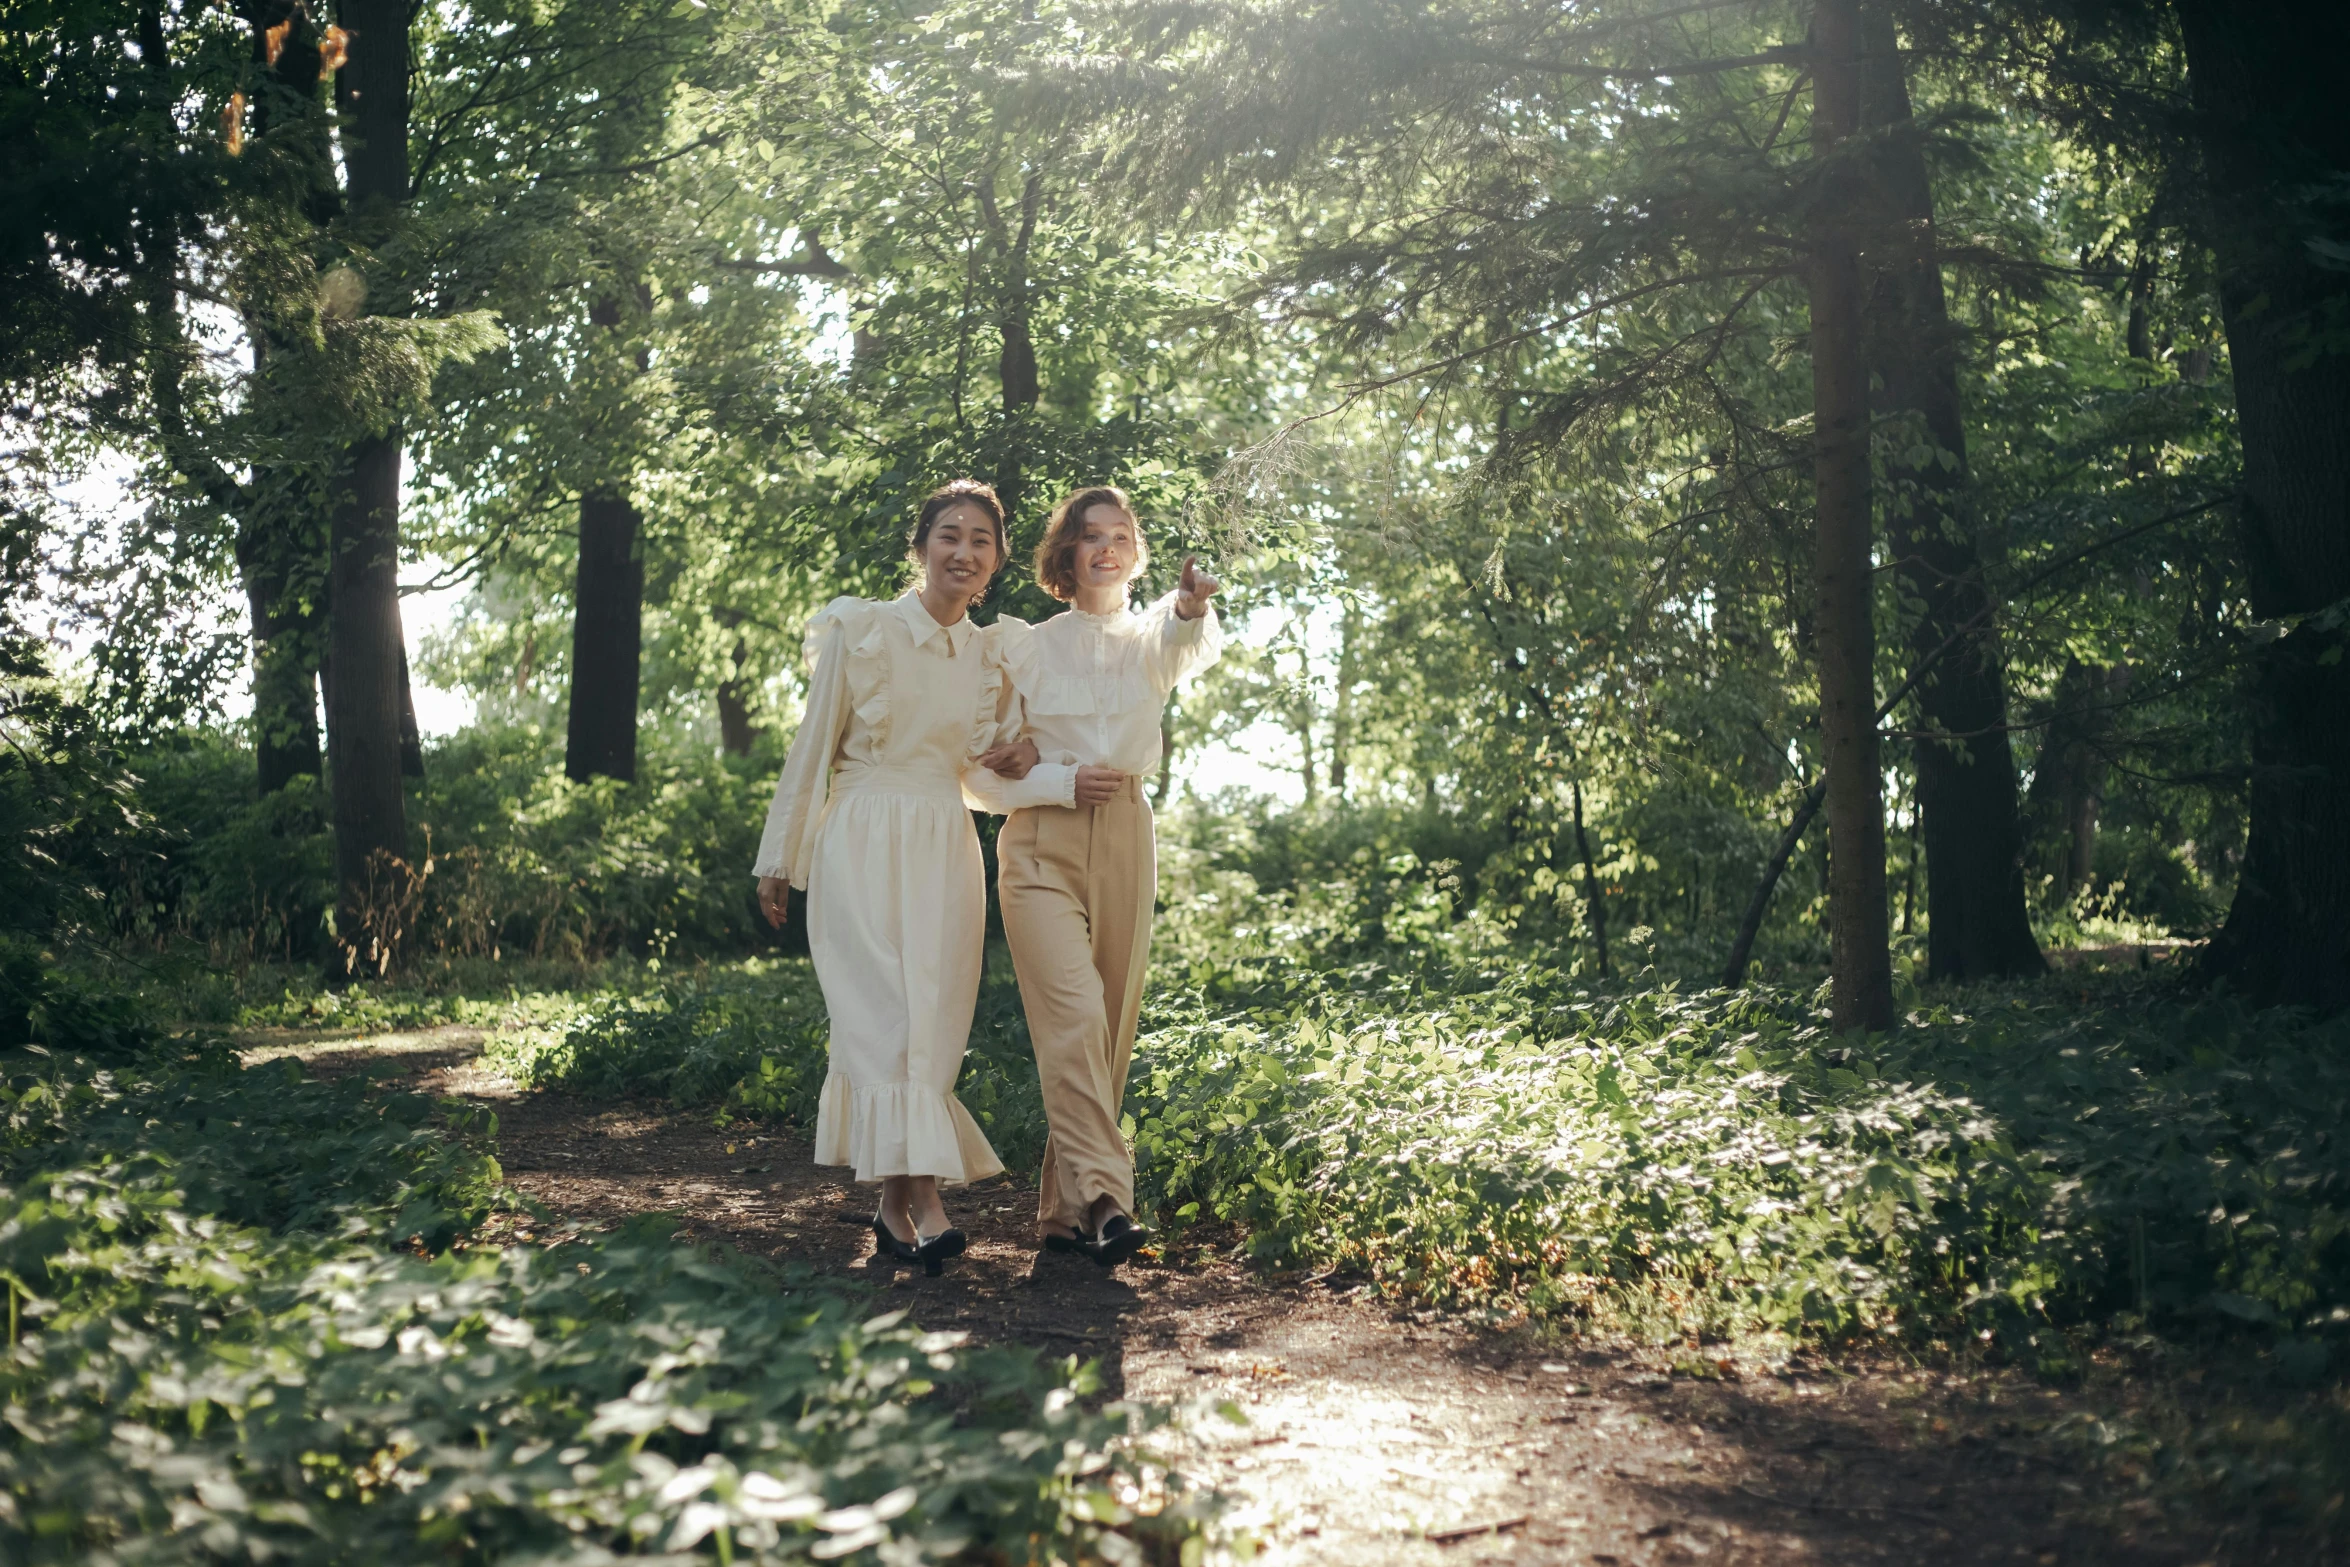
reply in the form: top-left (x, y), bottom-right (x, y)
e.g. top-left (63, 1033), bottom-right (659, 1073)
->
top-left (752, 480), bottom-right (1063, 1273)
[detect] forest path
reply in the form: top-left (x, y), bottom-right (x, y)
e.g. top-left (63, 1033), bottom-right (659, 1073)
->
top-left (260, 1025), bottom-right (2218, 1567)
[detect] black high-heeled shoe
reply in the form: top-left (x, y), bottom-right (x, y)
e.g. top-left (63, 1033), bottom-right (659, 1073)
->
top-left (1086, 1213), bottom-right (1150, 1269)
top-left (869, 1213), bottom-right (921, 1267)
top-left (913, 1227), bottom-right (966, 1277)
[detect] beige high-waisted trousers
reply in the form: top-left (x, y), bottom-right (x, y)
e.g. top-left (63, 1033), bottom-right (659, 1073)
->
top-left (997, 775), bottom-right (1155, 1230)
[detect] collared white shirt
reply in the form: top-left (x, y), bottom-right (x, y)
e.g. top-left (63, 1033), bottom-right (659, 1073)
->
top-left (964, 589), bottom-right (1224, 812)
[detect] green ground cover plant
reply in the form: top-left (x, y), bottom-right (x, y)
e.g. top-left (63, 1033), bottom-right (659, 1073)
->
top-left (484, 957), bottom-right (1056, 1174)
top-left (0, 1009), bottom-right (1215, 1564)
top-left (1127, 967), bottom-right (2350, 1347)
top-left (490, 957), bottom-right (2350, 1361)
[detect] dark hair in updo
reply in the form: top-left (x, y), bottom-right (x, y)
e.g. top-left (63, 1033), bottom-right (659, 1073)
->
top-left (908, 479), bottom-right (1008, 604)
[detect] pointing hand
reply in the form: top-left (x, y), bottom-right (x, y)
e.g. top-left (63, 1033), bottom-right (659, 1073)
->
top-left (1176, 556), bottom-right (1221, 620)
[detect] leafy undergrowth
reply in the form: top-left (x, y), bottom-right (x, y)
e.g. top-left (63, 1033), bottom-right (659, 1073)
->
top-left (480, 954), bottom-right (2350, 1543)
top-left (484, 955), bottom-right (1054, 1173)
top-left (489, 955), bottom-right (2350, 1349)
top-left (1134, 966), bottom-right (2350, 1346)
top-left (0, 1028), bottom-right (1218, 1563)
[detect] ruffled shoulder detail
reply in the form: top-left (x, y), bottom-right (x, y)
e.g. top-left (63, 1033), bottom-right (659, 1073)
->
top-left (980, 615), bottom-right (1041, 687)
top-left (801, 595), bottom-right (870, 666)
top-left (968, 616), bottom-right (1032, 757)
top-left (805, 596), bottom-right (892, 750)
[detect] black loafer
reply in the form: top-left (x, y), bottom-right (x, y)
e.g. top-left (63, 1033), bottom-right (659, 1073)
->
top-left (914, 1227), bottom-right (967, 1277)
top-left (1040, 1229), bottom-right (1093, 1256)
top-left (1087, 1214), bottom-right (1150, 1268)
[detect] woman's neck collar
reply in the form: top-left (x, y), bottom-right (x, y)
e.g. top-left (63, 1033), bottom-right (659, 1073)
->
top-left (915, 582), bottom-right (970, 627)
top-left (1069, 583), bottom-right (1129, 618)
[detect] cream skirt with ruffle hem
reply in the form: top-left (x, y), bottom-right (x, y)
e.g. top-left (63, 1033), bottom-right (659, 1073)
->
top-left (803, 782), bottom-right (1004, 1185)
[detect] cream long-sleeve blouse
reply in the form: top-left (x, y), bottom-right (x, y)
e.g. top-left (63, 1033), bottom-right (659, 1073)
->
top-left (962, 589), bottom-right (1224, 814)
top-left (751, 593), bottom-right (1066, 888)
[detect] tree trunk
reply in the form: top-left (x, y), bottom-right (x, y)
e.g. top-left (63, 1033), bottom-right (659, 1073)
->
top-left (1898, 794), bottom-right (1918, 934)
top-left (716, 635), bottom-right (762, 757)
top-left (159, 5), bottom-right (339, 797)
top-left (1153, 691), bottom-right (1176, 805)
top-left (245, 537), bottom-right (324, 793)
top-left (324, 0), bottom-right (414, 972)
top-left (2027, 657), bottom-right (2127, 894)
top-left (563, 287), bottom-right (653, 779)
top-left (326, 431), bottom-right (410, 972)
top-left (2176, 2), bottom-right (2350, 1010)
top-left (1329, 600), bottom-right (1358, 799)
top-left (1571, 771), bottom-right (1611, 979)
top-left (397, 643), bottom-right (425, 778)
top-left (1858, 5), bottom-right (2043, 981)
top-left (1809, 0), bottom-right (1895, 1031)
top-left (565, 488), bottom-right (645, 783)
top-left (1722, 778), bottom-right (1826, 988)
top-left (334, 0), bottom-right (408, 215)
top-left (983, 172), bottom-right (1045, 523)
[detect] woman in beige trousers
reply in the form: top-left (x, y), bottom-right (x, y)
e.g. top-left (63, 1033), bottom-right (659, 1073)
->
top-left (964, 486), bottom-right (1222, 1267)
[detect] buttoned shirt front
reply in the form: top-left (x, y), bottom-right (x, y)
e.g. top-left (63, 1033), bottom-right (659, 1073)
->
top-left (963, 589), bottom-right (1224, 812)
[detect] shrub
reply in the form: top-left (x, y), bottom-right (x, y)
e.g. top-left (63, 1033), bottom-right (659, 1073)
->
top-left (484, 958), bottom-right (1055, 1174)
top-left (73, 725), bottom-right (781, 969)
top-left (1129, 966), bottom-right (2350, 1347)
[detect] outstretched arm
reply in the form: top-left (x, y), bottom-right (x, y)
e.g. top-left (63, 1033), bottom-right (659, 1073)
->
top-left (1143, 555), bottom-right (1227, 692)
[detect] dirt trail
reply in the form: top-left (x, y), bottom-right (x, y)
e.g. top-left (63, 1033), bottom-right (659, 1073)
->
top-left (267, 1026), bottom-right (2232, 1567)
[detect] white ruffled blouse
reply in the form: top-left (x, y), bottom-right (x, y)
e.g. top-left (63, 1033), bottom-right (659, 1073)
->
top-left (960, 589), bottom-right (1223, 813)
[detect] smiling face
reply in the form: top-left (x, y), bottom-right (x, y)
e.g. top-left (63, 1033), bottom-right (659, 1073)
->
top-left (1071, 501), bottom-right (1141, 595)
top-left (920, 500), bottom-right (1003, 605)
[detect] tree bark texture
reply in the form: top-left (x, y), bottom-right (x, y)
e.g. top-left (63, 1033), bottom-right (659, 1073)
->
top-left (190, 7), bottom-right (342, 796)
top-left (1857, 6), bottom-right (2043, 981)
top-left (2176, 2), bottom-right (2350, 1010)
top-left (242, 523), bottom-right (325, 794)
top-left (324, 0), bottom-right (413, 971)
top-left (716, 636), bottom-right (762, 758)
top-left (1722, 779), bottom-right (1827, 988)
top-left (2027, 658), bottom-right (2130, 894)
top-left (1572, 771), bottom-right (1611, 979)
top-left (983, 172), bottom-right (1044, 525)
top-left (326, 432), bottom-right (409, 971)
top-left (1809, 0), bottom-right (1896, 1032)
top-left (562, 287), bottom-right (655, 780)
top-left (398, 644), bottom-right (425, 778)
top-left (333, 0), bottom-right (409, 219)
top-left (1329, 601), bottom-right (1359, 799)
top-left (566, 490), bottom-right (646, 783)
top-left (1154, 701), bottom-right (1175, 806)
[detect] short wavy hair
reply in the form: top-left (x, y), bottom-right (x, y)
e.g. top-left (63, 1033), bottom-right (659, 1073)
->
top-left (1032, 485), bottom-right (1146, 602)
top-left (907, 479), bottom-right (1008, 604)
